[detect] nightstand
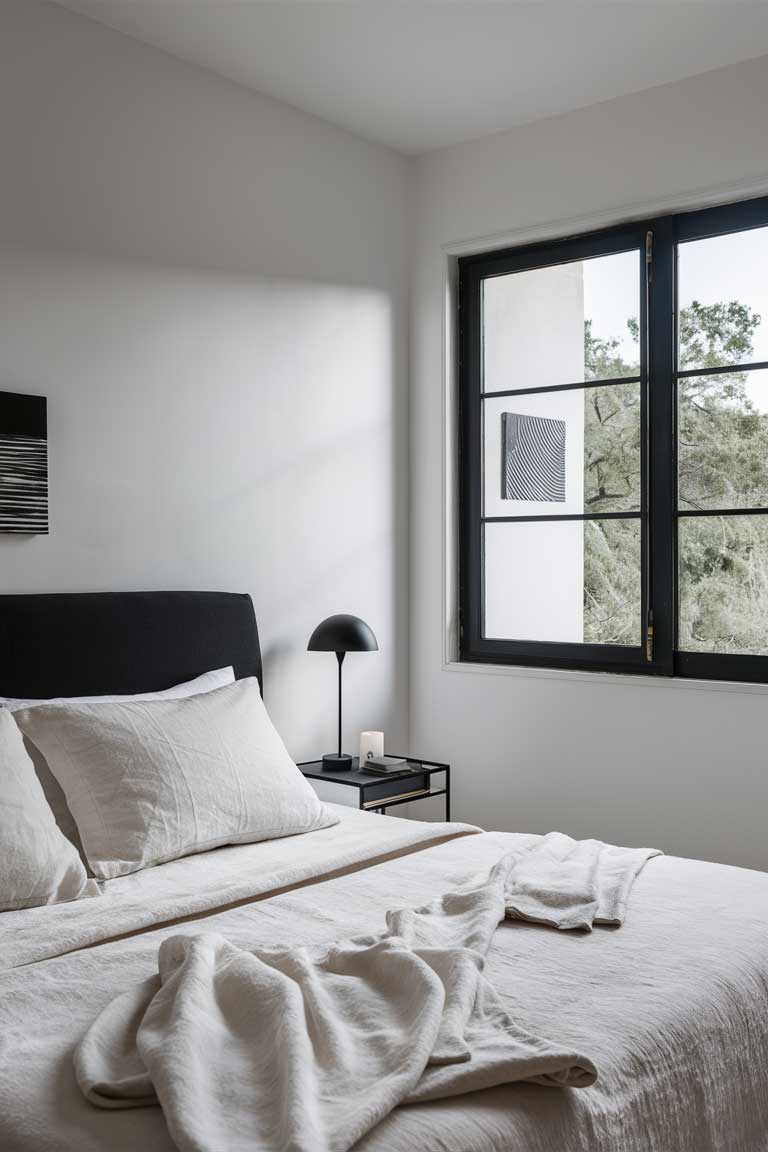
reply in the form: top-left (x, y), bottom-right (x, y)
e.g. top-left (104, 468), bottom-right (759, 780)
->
top-left (298, 756), bottom-right (450, 819)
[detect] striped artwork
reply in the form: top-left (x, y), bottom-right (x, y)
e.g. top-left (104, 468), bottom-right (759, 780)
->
top-left (502, 412), bottom-right (565, 502)
top-left (0, 393), bottom-right (48, 534)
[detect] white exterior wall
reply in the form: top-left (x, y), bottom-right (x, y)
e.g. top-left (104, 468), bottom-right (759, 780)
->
top-left (483, 264), bottom-right (584, 643)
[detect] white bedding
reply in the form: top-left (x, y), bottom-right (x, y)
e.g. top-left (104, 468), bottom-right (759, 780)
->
top-left (2, 824), bottom-right (768, 1152)
top-left (75, 847), bottom-right (602, 1152)
top-left (0, 804), bottom-right (478, 970)
top-left (14, 678), bottom-right (338, 879)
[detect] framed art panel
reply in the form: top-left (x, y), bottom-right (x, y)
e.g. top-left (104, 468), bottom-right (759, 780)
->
top-left (0, 391), bottom-right (48, 534)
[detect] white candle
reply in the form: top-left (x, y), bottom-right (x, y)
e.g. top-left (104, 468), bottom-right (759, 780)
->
top-left (359, 731), bottom-right (384, 767)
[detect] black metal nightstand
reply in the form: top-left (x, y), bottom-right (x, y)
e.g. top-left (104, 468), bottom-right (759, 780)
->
top-left (298, 756), bottom-right (450, 820)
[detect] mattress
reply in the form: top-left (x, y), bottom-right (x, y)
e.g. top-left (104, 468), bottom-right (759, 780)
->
top-left (1, 817), bottom-right (767, 1152)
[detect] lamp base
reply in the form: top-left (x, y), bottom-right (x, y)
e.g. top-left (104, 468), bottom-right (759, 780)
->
top-left (322, 752), bottom-right (353, 772)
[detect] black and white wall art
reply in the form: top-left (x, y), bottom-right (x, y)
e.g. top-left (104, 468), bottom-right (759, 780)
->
top-left (502, 412), bottom-right (565, 502)
top-left (0, 392), bottom-right (48, 534)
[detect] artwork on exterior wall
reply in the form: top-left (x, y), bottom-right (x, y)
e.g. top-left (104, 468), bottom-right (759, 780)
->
top-left (0, 391), bottom-right (48, 534)
top-left (502, 412), bottom-right (565, 502)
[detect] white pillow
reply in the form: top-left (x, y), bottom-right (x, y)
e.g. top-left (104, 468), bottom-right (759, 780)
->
top-left (0, 666), bottom-right (235, 712)
top-left (1, 667), bottom-right (235, 864)
top-left (0, 709), bottom-right (97, 911)
top-left (15, 677), bottom-right (338, 880)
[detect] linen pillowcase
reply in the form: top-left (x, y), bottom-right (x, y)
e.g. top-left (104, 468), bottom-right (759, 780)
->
top-left (0, 665), bottom-right (235, 713)
top-left (1, 667), bottom-right (235, 864)
top-left (15, 677), bottom-right (339, 880)
top-left (0, 709), bottom-right (97, 911)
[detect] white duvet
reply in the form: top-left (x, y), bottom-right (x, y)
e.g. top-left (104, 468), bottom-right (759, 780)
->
top-left (0, 804), bottom-right (477, 969)
top-left (2, 822), bottom-right (768, 1152)
top-left (76, 846), bottom-right (606, 1152)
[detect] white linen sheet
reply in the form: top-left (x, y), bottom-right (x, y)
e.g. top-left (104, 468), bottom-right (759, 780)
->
top-left (0, 804), bottom-right (478, 970)
top-left (1, 828), bottom-right (768, 1152)
top-left (75, 849), bottom-right (604, 1152)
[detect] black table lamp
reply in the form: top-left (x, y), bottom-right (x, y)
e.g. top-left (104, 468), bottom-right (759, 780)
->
top-left (308, 614), bottom-right (378, 771)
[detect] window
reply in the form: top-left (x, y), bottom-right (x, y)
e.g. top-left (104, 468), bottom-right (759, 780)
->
top-left (458, 195), bottom-right (768, 682)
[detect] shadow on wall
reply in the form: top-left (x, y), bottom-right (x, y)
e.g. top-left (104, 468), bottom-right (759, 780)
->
top-left (0, 248), bottom-right (407, 760)
top-left (0, 0), bottom-right (410, 757)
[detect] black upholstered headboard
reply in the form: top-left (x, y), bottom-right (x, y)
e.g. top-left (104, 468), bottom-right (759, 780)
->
top-left (0, 591), bottom-right (261, 699)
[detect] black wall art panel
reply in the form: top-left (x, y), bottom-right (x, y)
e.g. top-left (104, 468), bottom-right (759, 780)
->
top-left (0, 392), bottom-right (48, 534)
top-left (502, 412), bottom-right (565, 502)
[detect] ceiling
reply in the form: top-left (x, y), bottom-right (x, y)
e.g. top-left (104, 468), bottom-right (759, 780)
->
top-left (52, 1), bottom-right (768, 155)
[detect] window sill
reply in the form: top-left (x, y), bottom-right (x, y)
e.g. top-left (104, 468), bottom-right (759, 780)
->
top-left (442, 658), bottom-right (768, 698)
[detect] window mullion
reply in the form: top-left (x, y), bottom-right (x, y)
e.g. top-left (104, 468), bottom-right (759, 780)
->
top-left (647, 217), bottom-right (675, 674)
top-left (458, 264), bottom-right (483, 658)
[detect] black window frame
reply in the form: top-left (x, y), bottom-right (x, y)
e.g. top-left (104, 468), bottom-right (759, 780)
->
top-left (458, 194), bottom-right (768, 683)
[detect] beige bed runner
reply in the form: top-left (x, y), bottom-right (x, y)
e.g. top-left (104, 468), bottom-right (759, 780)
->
top-left (78, 832), bottom-right (476, 954)
top-left (1, 805), bottom-right (479, 969)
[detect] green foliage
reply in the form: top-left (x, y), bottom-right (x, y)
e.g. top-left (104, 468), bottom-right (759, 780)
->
top-left (678, 302), bottom-right (767, 514)
top-left (583, 519), bottom-right (640, 645)
top-left (582, 319), bottom-right (643, 643)
top-left (583, 300), bottom-right (768, 652)
top-left (678, 515), bottom-right (768, 653)
top-left (679, 301), bottom-right (757, 372)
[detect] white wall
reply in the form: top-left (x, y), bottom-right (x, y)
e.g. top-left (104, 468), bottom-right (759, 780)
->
top-left (411, 56), bottom-right (768, 869)
top-left (0, 0), bottom-right (410, 759)
top-left (4, 0), bottom-right (768, 870)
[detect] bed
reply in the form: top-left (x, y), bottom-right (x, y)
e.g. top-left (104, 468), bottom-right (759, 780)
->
top-left (1, 591), bottom-right (767, 1152)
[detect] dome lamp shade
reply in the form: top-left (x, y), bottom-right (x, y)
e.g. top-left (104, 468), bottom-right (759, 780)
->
top-left (307, 615), bottom-right (378, 770)
top-left (307, 614), bottom-right (378, 654)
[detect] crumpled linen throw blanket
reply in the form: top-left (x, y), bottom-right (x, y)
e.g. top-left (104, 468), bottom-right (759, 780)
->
top-left (503, 831), bottom-right (662, 931)
top-left (76, 834), bottom-right (660, 1152)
